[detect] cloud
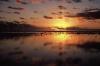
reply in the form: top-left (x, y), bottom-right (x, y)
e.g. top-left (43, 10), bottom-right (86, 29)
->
top-left (0, 20), bottom-right (54, 32)
top-left (13, 11), bottom-right (20, 14)
top-left (15, 0), bottom-right (83, 4)
top-left (58, 5), bottom-right (66, 9)
top-left (0, 10), bottom-right (12, 14)
top-left (0, 10), bottom-right (4, 13)
top-left (55, 0), bottom-right (82, 3)
top-left (72, 0), bottom-right (82, 3)
top-left (15, 0), bottom-right (51, 4)
top-left (33, 10), bottom-right (38, 13)
top-left (43, 15), bottom-right (53, 19)
top-left (0, 0), bottom-right (9, 2)
top-left (65, 0), bottom-right (72, 3)
top-left (20, 17), bottom-right (25, 19)
top-left (6, 11), bottom-right (12, 14)
top-left (16, 0), bottom-right (28, 5)
top-left (64, 8), bottom-right (100, 20)
top-left (88, 0), bottom-right (95, 2)
top-left (16, 0), bottom-right (83, 4)
top-left (27, 0), bottom-right (46, 3)
top-left (20, 1), bottom-right (28, 5)
top-left (0, 2), bottom-right (2, 4)
top-left (54, 0), bottom-right (64, 2)
top-left (16, 0), bottom-right (20, 3)
top-left (84, 8), bottom-right (100, 12)
top-left (15, 0), bottom-right (71, 4)
top-left (76, 9), bottom-right (100, 19)
top-left (51, 12), bottom-right (58, 15)
top-left (8, 6), bottom-right (24, 10)
top-left (0, 16), bottom-right (5, 19)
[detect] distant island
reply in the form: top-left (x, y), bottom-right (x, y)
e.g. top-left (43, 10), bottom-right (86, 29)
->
top-left (0, 21), bottom-right (54, 32)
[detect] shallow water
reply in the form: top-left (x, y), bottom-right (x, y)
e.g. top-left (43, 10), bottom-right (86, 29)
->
top-left (0, 32), bottom-right (100, 66)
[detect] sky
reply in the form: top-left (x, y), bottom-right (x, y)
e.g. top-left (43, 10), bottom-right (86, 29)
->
top-left (0, 0), bottom-right (100, 29)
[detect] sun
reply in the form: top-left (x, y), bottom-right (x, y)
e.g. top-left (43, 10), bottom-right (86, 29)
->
top-left (52, 19), bottom-right (67, 28)
top-left (51, 18), bottom-right (73, 29)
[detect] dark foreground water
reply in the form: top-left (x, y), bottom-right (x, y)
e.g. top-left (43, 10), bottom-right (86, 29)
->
top-left (0, 32), bottom-right (100, 66)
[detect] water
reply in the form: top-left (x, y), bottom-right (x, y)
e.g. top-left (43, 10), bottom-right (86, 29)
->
top-left (0, 32), bottom-right (100, 66)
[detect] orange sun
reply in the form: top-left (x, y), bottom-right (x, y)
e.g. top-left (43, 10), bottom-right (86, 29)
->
top-left (51, 18), bottom-right (74, 30)
top-left (52, 19), bottom-right (67, 28)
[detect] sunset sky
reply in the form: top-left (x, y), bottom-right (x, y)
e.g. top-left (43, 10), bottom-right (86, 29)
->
top-left (0, 0), bottom-right (100, 29)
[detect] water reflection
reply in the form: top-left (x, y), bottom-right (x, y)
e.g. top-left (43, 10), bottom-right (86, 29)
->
top-left (0, 32), bottom-right (100, 66)
top-left (53, 33), bottom-right (70, 43)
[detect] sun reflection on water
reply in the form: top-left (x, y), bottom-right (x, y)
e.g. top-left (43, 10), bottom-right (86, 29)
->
top-left (53, 32), bottom-right (70, 43)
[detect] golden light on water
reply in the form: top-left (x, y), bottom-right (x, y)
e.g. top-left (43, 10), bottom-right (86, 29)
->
top-left (53, 33), bottom-right (70, 43)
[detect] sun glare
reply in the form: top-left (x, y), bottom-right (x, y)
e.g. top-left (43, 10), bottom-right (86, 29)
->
top-left (51, 18), bottom-right (74, 30)
top-left (52, 19), bottom-right (67, 28)
top-left (53, 33), bottom-right (70, 43)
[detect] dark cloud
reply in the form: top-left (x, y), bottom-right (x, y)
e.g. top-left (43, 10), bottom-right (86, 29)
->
top-left (76, 9), bottom-right (100, 19)
top-left (84, 8), bottom-right (100, 12)
top-left (0, 0), bottom-right (9, 2)
top-left (18, 0), bottom-right (47, 4)
top-left (20, 21), bottom-right (26, 23)
top-left (14, 0), bottom-right (83, 4)
top-left (30, 17), bottom-right (35, 19)
top-left (51, 12), bottom-right (58, 15)
top-left (55, 0), bottom-right (63, 2)
top-left (58, 5), bottom-right (66, 10)
top-left (65, 0), bottom-right (72, 3)
top-left (72, 0), bottom-right (82, 3)
top-left (16, 0), bottom-right (44, 3)
top-left (0, 10), bottom-right (3, 12)
top-left (16, 0), bottom-right (20, 3)
top-left (73, 7), bottom-right (79, 9)
top-left (52, 0), bottom-right (82, 3)
top-left (20, 17), bottom-right (25, 19)
top-left (20, 1), bottom-right (28, 5)
top-left (8, 6), bottom-right (24, 10)
top-left (0, 20), bottom-right (48, 32)
top-left (55, 0), bottom-right (72, 3)
top-left (43, 16), bottom-right (53, 19)
top-left (58, 11), bottom-right (63, 14)
top-left (33, 10), bottom-right (38, 13)
top-left (13, 11), bottom-right (20, 14)
top-left (0, 16), bottom-right (5, 19)
top-left (88, 0), bottom-right (95, 2)
top-left (0, 2), bottom-right (3, 4)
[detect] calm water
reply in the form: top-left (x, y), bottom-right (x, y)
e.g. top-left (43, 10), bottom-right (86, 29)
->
top-left (0, 32), bottom-right (100, 66)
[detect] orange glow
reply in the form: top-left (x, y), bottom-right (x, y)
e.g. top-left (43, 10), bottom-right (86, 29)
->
top-left (51, 18), bottom-right (75, 30)
top-left (52, 19), bottom-right (67, 28)
top-left (53, 33), bottom-right (70, 42)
